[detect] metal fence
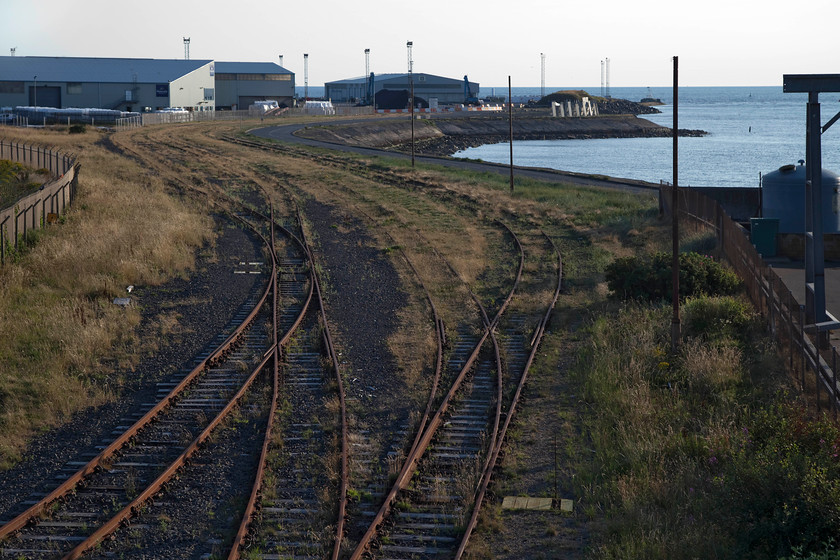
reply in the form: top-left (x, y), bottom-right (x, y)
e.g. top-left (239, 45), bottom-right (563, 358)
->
top-left (665, 186), bottom-right (840, 413)
top-left (0, 140), bottom-right (79, 264)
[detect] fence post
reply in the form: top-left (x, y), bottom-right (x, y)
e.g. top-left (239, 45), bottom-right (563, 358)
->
top-left (834, 348), bottom-right (838, 419)
top-left (769, 275), bottom-right (776, 340)
top-left (800, 305), bottom-right (806, 390)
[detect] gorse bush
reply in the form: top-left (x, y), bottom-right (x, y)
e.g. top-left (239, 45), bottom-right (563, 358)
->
top-left (605, 251), bottom-right (741, 302)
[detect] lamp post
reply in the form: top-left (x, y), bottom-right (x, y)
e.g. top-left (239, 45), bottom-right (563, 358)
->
top-left (33, 75), bottom-right (37, 108)
top-left (407, 41), bottom-right (414, 167)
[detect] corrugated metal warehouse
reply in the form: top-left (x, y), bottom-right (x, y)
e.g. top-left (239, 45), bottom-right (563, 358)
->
top-left (0, 56), bottom-right (294, 112)
top-left (325, 73), bottom-right (479, 106)
top-left (0, 56), bottom-right (217, 112)
top-left (214, 61), bottom-right (294, 110)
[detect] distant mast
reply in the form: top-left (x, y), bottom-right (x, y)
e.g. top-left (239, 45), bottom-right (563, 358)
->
top-left (605, 57), bottom-right (611, 99)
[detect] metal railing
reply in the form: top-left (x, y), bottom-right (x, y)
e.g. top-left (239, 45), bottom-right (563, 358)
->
top-left (0, 140), bottom-right (79, 264)
top-left (665, 186), bottom-right (840, 413)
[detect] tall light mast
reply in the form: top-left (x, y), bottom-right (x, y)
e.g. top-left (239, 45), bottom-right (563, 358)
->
top-left (540, 52), bottom-right (546, 98)
top-left (183, 37), bottom-right (190, 60)
top-left (365, 48), bottom-right (370, 103)
top-left (304, 53), bottom-right (309, 99)
top-left (606, 57), bottom-right (611, 98)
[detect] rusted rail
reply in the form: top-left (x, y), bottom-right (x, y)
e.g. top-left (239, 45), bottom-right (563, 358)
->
top-left (0, 222), bottom-right (276, 545)
top-left (348, 221), bottom-right (525, 560)
top-left (226, 202), bottom-right (319, 560)
top-left (455, 230), bottom-right (563, 558)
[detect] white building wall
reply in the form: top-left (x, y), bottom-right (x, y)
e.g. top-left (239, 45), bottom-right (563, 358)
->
top-left (169, 62), bottom-right (216, 110)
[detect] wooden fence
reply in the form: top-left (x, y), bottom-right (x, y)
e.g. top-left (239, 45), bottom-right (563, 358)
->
top-left (0, 140), bottom-right (79, 264)
top-left (664, 186), bottom-right (840, 414)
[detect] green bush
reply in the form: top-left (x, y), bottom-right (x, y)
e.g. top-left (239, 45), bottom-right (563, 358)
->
top-left (605, 251), bottom-right (741, 302)
top-left (714, 405), bottom-right (840, 558)
top-left (683, 296), bottom-right (754, 342)
top-left (68, 124), bottom-right (87, 134)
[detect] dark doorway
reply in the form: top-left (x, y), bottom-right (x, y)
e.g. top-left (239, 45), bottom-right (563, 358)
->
top-left (29, 86), bottom-right (61, 108)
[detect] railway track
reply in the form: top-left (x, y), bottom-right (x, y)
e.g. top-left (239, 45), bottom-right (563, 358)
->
top-left (0, 130), bottom-right (350, 559)
top-left (214, 132), bottom-right (565, 558)
top-left (0, 125), bottom-right (563, 558)
top-left (0, 213), bottom-right (280, 559)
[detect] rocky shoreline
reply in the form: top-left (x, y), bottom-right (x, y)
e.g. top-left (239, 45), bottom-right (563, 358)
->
top-left (296, 114), bottom-right (706, 157)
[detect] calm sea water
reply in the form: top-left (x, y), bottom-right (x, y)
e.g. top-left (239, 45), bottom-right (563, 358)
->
top-left (456, 86), bottom-right (840, 188)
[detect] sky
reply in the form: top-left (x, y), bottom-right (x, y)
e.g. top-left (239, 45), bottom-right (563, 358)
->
top-left (2, 0), bottom-right (838, 89)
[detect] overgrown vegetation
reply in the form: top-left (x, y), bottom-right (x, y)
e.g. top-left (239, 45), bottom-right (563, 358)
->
top-left (574, 298), bottom-right (840, 559)
top-left (605, 251), bottom-right (741, 301)
top-left (0, 159), bottom-right (46, 208)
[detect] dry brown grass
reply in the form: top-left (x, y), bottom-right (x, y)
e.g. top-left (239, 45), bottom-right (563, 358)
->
top-left (0, 126), bottom-right (214, 467)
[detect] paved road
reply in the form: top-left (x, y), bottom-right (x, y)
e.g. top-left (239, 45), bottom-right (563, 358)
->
top-left (249, 119), bottom-right (662, 195)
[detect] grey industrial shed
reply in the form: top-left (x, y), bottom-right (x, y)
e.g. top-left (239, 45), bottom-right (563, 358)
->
top-left (0, 56), bottom-right (216, 112)
top-left (214, 62), bottom-right (294, 110)
top-left (325, 73), bottom-right (478, 106)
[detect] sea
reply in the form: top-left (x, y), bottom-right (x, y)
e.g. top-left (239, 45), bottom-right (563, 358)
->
top-left (455, 86), bottom-right (840, 189)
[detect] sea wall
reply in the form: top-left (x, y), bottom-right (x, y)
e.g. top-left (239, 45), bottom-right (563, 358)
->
top-left (296, 115), bottom-right (705, 156)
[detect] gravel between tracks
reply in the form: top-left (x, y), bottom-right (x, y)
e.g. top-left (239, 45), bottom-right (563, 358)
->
top-left (303, 198), bottom-right (408, 424)
top-left (0, 217), bottom-right (263, 522)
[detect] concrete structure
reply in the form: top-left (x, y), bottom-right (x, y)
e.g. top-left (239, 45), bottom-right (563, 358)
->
top-left (551, 97), bottom-right (598, 117)
top-left (325, 73), bottom-right (478, 106)
top-left (214, 62), bottom-right (294, 110)
top-left (0, 56), bottom-right (216, 112)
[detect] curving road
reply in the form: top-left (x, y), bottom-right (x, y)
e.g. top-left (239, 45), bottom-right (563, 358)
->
top-left (249, 118), bottom-right (662, 194)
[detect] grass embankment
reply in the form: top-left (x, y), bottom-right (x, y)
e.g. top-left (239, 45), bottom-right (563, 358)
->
top-left (578, 298), bottom-right (840, 559)
top-left (0, 127), bottom-right (214, 467)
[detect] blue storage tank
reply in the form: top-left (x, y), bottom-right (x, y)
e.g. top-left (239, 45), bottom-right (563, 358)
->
top-left (761, 161), bottom-right (840, 233)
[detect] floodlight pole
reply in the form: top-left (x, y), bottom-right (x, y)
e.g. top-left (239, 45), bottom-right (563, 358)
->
top-left (671, 56), bottom-right (681, 351)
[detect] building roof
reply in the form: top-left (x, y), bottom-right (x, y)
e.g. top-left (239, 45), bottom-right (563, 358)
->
top-left (0, 56), bottom-right (213, 83)
top-left (326, 73), bottom-right (465, 86)
top-left (215, 61), bottom-right (291, 75)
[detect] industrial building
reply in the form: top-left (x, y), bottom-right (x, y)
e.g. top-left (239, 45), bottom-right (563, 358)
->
top-left (325, 73), bottom-right (479, 107)
top-left (0, 56), bottom-right (216, 112)
top-left (0, 56), bottom-right (294, 113)
top-left (214, 61), bottom-right (294, 110)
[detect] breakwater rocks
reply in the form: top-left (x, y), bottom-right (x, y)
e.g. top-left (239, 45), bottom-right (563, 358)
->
top-left (296, 115), bottom-right (706, 157)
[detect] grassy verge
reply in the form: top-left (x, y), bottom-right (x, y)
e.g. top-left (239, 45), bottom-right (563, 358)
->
top-left (574, 296), bottom-right (840, 558)
top-left (0, 126), bottom-right (214, 467)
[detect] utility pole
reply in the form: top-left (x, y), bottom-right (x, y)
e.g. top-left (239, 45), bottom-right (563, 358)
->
top-left (407, 41), bottom-right (414, 167)
top-left (509, 75), bottom-right (514, 193)
top-left (671, 55), bottom-right (681, 351)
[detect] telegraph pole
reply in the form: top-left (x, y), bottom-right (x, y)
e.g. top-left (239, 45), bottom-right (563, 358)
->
top-left (407, 41), bottom-right (415, 168)
top-left (671, 55), bottom-right (681, 351)
top-left (509, 76), bottom-right (514, 193)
